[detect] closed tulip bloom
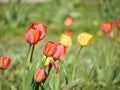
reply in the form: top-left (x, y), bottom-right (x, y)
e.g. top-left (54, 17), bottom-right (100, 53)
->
top-left (31, 22), bottom-right (47, 40)
top-left (49, 60), bottom-right (59, 73)
top-left (43, 41), bottom-right (57, 57)
top-left (60, 30), bottom-right (72, 47)
top-left (101, 22), bottom-right (113, 33)
top-left (25, 28), bottom-right (41, 44)
top-left (116, 18), bottom-right (120, 29)
top-left (53, 43), bottom-right (66, 60)
top-left (64, 16), bottom-right (73, 27)
top-left (0, 56), bottom-right (11, 70)
top-left (34, 67), bottom-right (46, 83)
top-left (77, 32), bottom-right (93, 47)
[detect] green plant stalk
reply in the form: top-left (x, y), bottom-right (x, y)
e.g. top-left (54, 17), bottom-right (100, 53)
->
top-left (72, 46), bottom-right (83, 79)
top-left (30, 45), bottom-right (35, 63)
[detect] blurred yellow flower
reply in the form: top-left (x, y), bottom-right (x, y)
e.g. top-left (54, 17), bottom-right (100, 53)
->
top-left (77, 32), bottom-right (93, 47)
top-left (93, 20), bottom-right (98, 26)
top-left (116, 35), bottom-right (120, 43)
top-left (97, 30), bottom-right (103, 37)
top-left (43, 55), bottom-right (53, 66)
top-left (60, 30), bottom-right (72, 47)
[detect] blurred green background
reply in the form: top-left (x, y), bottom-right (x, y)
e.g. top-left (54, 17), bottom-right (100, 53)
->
top-left (0, 0), bottom-right (120, 90)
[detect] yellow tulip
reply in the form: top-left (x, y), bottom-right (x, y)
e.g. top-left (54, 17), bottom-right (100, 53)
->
top-left (77, 32), bottom-right (93, 47)
top-left (43, 55), bottom-right (53, 66)
top-left (60, 30), bottom-right (72, 47)
top-left (116, 35), bottom-right (120, 43)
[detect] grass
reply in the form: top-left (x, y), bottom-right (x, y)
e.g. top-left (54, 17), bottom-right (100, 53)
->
top-left (0, 1), bottom-right (120, 90)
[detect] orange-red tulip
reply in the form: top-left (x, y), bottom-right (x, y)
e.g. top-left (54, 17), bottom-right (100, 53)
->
top-left (31, 22), bottom-right (47, 40)
top-left (116, 18), bottom-right (120, 29)
top-left (34, 67), bottom-right (46, 83)
top-left (53, 42), bottom-right (66, 60)
top-left (25, 28), bottom-right (41, 44)
top-left (101, 22), bottom-right (113, 33)
top-left (0, 56), bottom-right (11, 70)
top-left (63, 86), bottom-right (69, 90)
top-left (43, 41), bottom-right (57, 57)
top-left (64, 16), bottom-right (73, 27)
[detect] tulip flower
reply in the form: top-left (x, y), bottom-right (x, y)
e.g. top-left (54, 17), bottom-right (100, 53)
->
top-left (25, 22), bottom-right (47, 45)
top-left (0, 56), bottom-right (11, 70)
top-left (34, 67), bottom-right (46, 83)
top-left (64, 16), bottom-right (73, 27)
top-left (31, 22), bottom-right (47, 40)
top-left (25, 28), bottom-right (41, 45)
top-left (77, 32), bottom-right (93, 47)
top-left (43, 55), bottom-right (53, 66)
top-left (101, 22), bottom-right (113, 33)
top-left (53, 42), bottom-right (66, 60)
top-left (116, 18), bottom-right (120, 29)
top-left (43, 41), bottom-right (57, 57)
top-left (60, 30), bottom-right (72, 47)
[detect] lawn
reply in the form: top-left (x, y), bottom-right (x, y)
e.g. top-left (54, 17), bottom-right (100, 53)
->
top-left (0, 0), bottom-right (120, 90)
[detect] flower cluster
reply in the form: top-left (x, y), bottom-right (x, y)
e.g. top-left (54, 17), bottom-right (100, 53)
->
top-left (24, 20), bottom-right (93, 89)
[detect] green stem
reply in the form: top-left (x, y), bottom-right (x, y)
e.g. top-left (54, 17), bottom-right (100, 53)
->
top-left (30, 45), bottom-right (35, 63)
top-left (72, 46), bottom-right (83, 79)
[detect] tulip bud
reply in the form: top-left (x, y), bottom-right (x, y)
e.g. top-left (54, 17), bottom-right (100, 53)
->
top-left (0, 56), bottom-right (11, 70)
top-left (43, 41), bottom-right (57, 57)
top-left (60, 30), bottom-right (72, 47)
top-left (53, 43), bottom-right (66, 60)
top-left (101, 22), bottom-right (113, 33)
top-left (116, 18), bottom-right (120, 29)
top-left (31, 22), bottom-right (47, 40)
top-left (64, 16), bottom-right (73, 27)
top-left (77, 32), bottom-right (93, 47)
top-left (34, 67), bottom-right (46, 83)
top-left (49, 60), bottom-right (59, 73)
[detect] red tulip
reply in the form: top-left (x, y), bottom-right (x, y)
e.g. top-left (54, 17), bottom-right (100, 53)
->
top-left (31, 22), bottom-right (47, 40)
top-left (0, 56), bottom-right (11, 70)
top-left (101, 22), bottom-right (113, 33)
top-left (64, 16), bottom-right (73, 27)
top-left (25, 28), bottom-right (41, 44)
top-left (49, 60), bottom-right (59, 73)
top-left (53, 42), bottom-right (66, 60)
top-left (116, 18), bottom-right (120, 29)
top-left (43, 41), bottom-right (57, 57)
top-left (34, 67), bottom-right (46, 83)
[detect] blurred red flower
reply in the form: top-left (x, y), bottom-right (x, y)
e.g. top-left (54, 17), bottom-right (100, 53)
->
top-left (34, 67), bottom-right (46, 83)
top-left (64, 16), bottom-right (73, 27)
top-left (43, 41), bottom-right (57, 57)
top-left (53, 42), bottom-right (66, 60)
top-left (116, 18), bottom-right (120, 29)
top-left (31, 22), bottom-right (47, 40)
top-left (0, 56), bottom-right (11, 70)
top-left (25, 22), bottom-right (47, 44)
top-left (101, 22), bottom-right (113, 33)
top-left (25, 28), bottom-right (41, 44)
